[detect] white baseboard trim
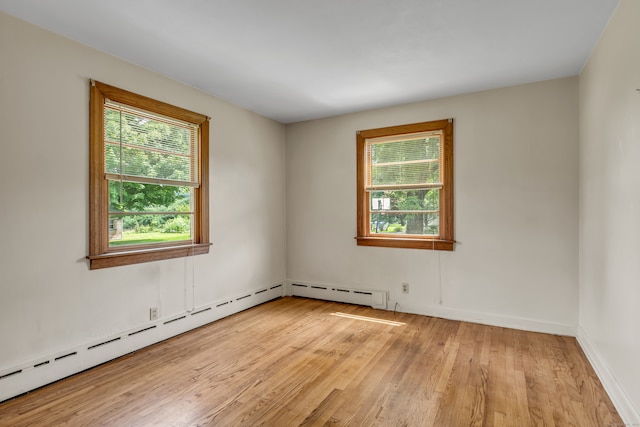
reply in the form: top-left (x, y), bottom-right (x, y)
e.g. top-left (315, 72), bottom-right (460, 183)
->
top-left (403, 303), bottom-right (577, 336)
top-left (0, 282), bottom-right (284, 403)
top-left (286, 281), bottom-right (637, 421)
top-left (577, 326), bottom-right (640, 425)
top-left (286, 279), bottom-right (576, 336)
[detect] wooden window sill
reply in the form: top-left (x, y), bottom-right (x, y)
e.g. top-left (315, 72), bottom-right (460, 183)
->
top-left (87, 243), bottom-right (211, 270)
top-left (355, 236), bottom-right (454, 251)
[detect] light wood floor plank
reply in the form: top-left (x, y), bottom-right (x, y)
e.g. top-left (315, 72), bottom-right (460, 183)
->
top-left (0, 297), bottom-right (623, 426)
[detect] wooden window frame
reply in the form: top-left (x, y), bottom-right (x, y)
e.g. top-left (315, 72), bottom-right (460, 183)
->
top-left (356, 119), bottom-right (455, 251)
top-left (88, 81), bottom-right (210, 269)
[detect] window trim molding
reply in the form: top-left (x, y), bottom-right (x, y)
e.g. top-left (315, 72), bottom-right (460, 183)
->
top-left (356, 119), bottom-right (454, 251)
top-left (88, 81), bottom-right (210, 269)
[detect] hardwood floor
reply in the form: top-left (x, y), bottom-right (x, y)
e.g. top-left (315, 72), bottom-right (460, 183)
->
top-left (0, 297), bottom-right (622, 426)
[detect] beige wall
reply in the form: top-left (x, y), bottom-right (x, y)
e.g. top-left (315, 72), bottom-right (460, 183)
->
top-left (286, 77), bottom-right (579, 334)
top-left (579, 0), bottom-right (640, 421)
top-left (0, 11), bottom-right (286, 375)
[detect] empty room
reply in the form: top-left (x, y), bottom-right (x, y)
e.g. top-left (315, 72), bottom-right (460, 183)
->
top-left (0, 0), bottom-right (638, 425)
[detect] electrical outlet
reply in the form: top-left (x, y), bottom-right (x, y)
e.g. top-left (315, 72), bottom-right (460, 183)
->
top-left (149, 307), bottom-right (159, 321)
top-left (402, 282), bottom-right (409, 294)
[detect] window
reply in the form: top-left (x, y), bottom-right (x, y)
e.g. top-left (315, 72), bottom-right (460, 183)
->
top-left (88, 81), bottom-right (210, 269)
top-left (356, 119), bottom-right (454, 250)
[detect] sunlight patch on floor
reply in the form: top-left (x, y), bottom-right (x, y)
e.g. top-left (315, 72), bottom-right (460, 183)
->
top-left (330, 312), bottom-right (405, 326)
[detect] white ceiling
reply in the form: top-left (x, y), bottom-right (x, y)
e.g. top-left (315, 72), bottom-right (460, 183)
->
top-left (0, 0), bottom-right (619, 123)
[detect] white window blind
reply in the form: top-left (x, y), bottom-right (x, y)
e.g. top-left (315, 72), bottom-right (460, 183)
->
top-left (365, 131), bottom-right (442, 191)
top-left (104, 100), bottom-right (199, 188)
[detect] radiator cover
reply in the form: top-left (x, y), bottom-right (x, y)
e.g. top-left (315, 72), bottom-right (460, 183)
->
top-left (290, 282), bottom-right (387, 309)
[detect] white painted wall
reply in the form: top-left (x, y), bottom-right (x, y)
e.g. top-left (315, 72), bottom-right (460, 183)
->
top-left (578, 0), bottom-right (640, 421)
top-left (286, 77), bottom-right (579, 335)
top-left (0, 11), bottom-right (286, 381)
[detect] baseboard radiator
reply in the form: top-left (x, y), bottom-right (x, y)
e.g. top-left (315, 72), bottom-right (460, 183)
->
top-left (0, 283), bottom-right (284, 403)
top-left (290, 282), bottom-right (387, 310)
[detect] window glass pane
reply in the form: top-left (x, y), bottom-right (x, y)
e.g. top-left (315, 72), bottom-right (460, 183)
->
top-left (369, 213), bottom-right (439, 235)
top-left (109, 214), bottom-right (192, 247)
top-left (108, 181), bottom-right (192, 213)
top-left (370, 189), bottom-right (439, 235)
top-left (108, 180), bottom-right (193, 247)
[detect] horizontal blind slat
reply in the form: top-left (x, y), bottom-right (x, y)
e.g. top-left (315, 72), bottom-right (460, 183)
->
top-left (108, 211), bottom-right (195, 216)
top-left (366, 130), bottom-right (442, 145)
top-left (105, 173), bottom-right (199, 188)
top-left (369, 210), bottom-right (439, 214)
top-left (365, 183), bottom-right (442, 191)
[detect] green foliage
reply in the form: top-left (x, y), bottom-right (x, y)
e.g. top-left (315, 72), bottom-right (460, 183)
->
top-left (386, 224), bottom-right (405, 233)
top-left (162, 216), bottom-right (190, 233)
top-left (109, 182), bottom-right (190, 213)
